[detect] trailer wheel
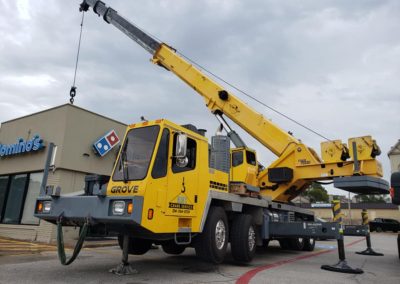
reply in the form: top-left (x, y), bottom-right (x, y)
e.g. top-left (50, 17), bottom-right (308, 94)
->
top-left (161, 241), bottom-right (186, 255)
top-left (289, 238), bottom-right (305, 251)
top-left (195, 206), bottom-right (228, 264)
top-left (117, 235), bottom-right (152, 255)
top-left (302, 238), bottom-right (316, 251)
top-left (231, 214), bottom-right (257, 263)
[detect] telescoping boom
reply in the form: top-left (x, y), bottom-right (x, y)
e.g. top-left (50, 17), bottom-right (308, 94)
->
top-left (81, 0), bottom-right (386, 202)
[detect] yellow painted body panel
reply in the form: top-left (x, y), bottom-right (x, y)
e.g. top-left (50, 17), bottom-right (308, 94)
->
top-left (348, 136), bottom-right (380, 161)
top-left (258, 142), bottom-right (383, 202)
top-left (321, 140), bottom-right (349, 163)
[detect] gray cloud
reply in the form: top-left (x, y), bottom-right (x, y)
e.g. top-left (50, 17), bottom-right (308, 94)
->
top-left (1, 0), bottom-right (399, 195)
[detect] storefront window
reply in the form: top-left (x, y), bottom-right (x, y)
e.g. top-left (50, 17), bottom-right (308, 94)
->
top-left (0, 176), bottom-right (9, 221)
top-left (0, 172), bottom-right (43, 225)
top-left (21, 173), bottom-right (43, 225)
top-left (3, 174), bottom-right (28, 224)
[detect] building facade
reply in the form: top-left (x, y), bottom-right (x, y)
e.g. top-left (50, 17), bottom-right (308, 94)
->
top-left (388, 140), bottom-right (400, 173)
top-left (0, 104), bottom-right (126, 242)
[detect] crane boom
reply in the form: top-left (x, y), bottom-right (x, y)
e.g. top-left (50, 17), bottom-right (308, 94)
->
top-left (81, 0), bottom-right (388, 202)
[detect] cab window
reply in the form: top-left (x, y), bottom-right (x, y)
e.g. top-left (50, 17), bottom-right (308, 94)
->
top-left (246, 151), bottom-right (257, 166)
top-left (152, 128), bottom-right (170, 179)
top-left (113, 125), bottom-right (159, 181)
top-left (232, 151), bottom-right (243, 167)
top-left (172, 134), bottom-right (196, 173)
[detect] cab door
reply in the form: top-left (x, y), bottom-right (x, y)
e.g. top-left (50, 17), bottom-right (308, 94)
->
top-left (165, 132), bottom-right (198, 217)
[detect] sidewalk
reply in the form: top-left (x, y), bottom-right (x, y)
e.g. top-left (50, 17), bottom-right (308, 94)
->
top-left (0, 236), bottom-right (118, 256)
top-left (0, 237), bottom-right (56, 256)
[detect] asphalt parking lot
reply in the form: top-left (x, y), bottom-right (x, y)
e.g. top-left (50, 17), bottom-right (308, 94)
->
top-left (0, 233), bottom-right (399, 284)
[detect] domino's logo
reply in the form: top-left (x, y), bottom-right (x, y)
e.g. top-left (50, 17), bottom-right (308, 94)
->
top-left (93, 130), bottom-right (120, 157)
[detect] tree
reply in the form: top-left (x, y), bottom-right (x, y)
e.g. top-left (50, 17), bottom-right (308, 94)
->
top-left (304, 182), bottom-right (329, 203)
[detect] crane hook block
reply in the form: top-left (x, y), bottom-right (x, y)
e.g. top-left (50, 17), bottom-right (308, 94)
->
top-left (79, 1), bottom-right (89, 12)
top-left (218, 90), bottom-right (229, 101)
top-left (70, 86), bottom-right (77, 98)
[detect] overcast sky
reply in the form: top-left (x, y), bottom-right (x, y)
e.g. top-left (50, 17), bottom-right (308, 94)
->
top-left (0, 0), bottom-right (399, 195)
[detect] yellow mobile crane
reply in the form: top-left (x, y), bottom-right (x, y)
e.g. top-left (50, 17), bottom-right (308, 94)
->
top-left (35, 0), bottom-right (388, 271)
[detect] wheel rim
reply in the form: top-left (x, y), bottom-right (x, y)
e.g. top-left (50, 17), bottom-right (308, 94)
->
top-left (215, 220), bottom-right (226, 250)
top-left (248, 225), bottom-right (256, 251)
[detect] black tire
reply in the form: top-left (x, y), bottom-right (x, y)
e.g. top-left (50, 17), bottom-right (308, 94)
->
top-left (302, 238), bottom-right (316, 251)
top-left (231, 214), bottom-right (257, 263)
top-left (289, 238), bottom-right (305, 251)
top-left (161, 241), bottom-right (186, 255)
top-left (118, 235), bottom-right (152, 255)
top-left (376, 227), bottom-right (383, 232)
top-left (279, 238), bottom-right (291, 250)
top-left (195, 206), bottom-right (228, 264)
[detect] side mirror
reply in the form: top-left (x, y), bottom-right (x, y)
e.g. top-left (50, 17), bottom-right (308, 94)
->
top-left (175, 133), bottom-right (187, 158)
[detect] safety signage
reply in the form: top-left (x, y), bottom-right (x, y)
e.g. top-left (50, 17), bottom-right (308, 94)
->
top-left (93, 130), bottom-right (120, 157)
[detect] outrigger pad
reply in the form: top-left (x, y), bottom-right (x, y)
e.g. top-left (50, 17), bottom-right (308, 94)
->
top-left (333, 176), bottom-right (389, 195)
top-left (109, 262), bottom-right (138, 275)
top-left (321, 260), bottom-right (363, 274)
top-left (356, 248), bottom-right (384, 256)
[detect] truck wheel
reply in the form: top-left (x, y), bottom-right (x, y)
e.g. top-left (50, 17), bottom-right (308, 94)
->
top-left (231, 214), bottom-right (257, 263)
top-left (289, 238), bottom-right (305, 251)
top-left (162, 241), bottom-right (186, 255)
top-left (376, 227), bottom-right (383, 232)
top-left (279, 238), bottom-right (291, 250)
top-left (195, 206), bottom-right (228, 264)
top-left (302, 238), bottom-right (316, 251)
top-left (118, 235), bottom-right (152, 255)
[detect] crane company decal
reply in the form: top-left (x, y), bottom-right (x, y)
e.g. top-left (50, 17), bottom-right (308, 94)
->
top-left (169, 202), bottom-right (194, 210)
top-left (298, 159), bottom-right (311, 165)
top-left (93, 129), bottom-right (120, 157)
top-left (110, 185), bottom-right (138, 194)
top-left (169, 193), bottom-right (194, 214)
top-left (0, 135), bottom-right (44, 158)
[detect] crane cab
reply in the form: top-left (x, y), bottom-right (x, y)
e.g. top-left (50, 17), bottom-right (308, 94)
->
top-left (230, 148), bottom-right (259, 187)
top-left (106, 119), bottom-right (212, 234)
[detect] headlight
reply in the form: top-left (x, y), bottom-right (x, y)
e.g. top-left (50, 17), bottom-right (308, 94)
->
top-left (112, 201), bottom-right (126, 215)
top-left (42, 201), bottom-right (52, 213)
